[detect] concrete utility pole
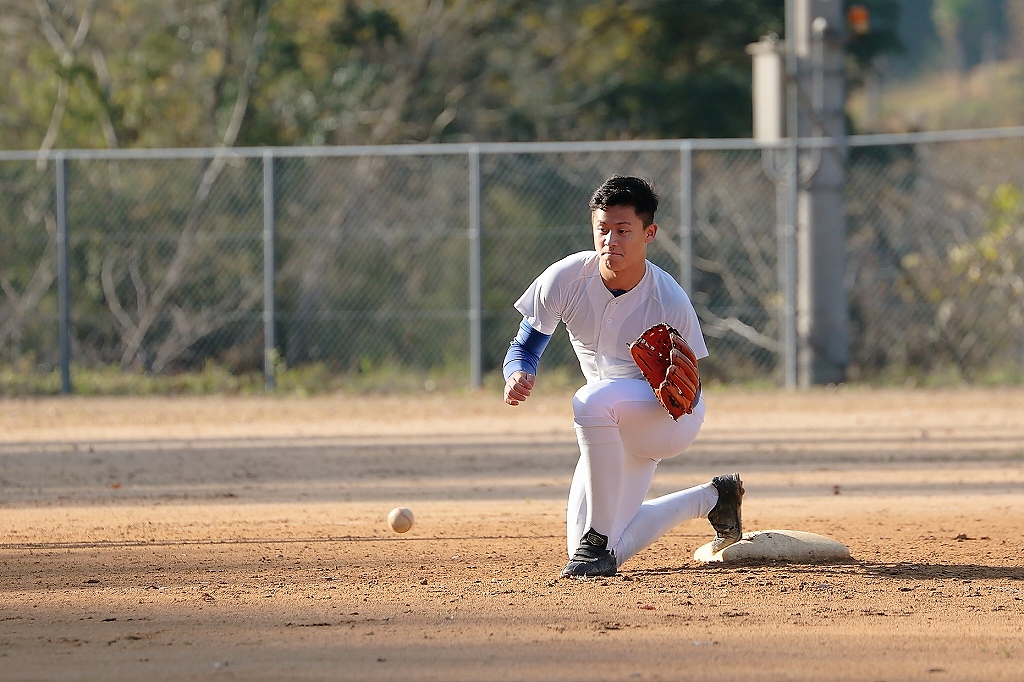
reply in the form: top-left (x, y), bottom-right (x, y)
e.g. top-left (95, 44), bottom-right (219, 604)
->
top-left (748, 0), bottom-right (849, 387)
top-left (793, 0), bottom-right (849, 385)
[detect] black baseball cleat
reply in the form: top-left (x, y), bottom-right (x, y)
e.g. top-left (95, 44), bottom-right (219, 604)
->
top-left (561, 528), bottom-right (617, 578)
top-left (708, 473), bottom-right (744, 553)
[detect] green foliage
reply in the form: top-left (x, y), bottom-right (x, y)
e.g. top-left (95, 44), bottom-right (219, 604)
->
top-left (943, 183), bottom-right (1024, 305)
top-left (12, 0), bottom-right (982, 397)
top-left (894, 182), bottom-right (1024, 381)
top-left (0, 0), bottom-right (921, 147)
top-left (330, 2), bottom-right (402, 47)
top-left (932, 0), bottom-right (977, 32)
top-left (0, 359), bottom-right (477, 397)
top-left (0, 0), bottom-right (793, 150)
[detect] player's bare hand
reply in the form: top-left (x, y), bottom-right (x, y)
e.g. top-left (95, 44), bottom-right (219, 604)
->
top-left (504, 371), bottom-right (535, 406)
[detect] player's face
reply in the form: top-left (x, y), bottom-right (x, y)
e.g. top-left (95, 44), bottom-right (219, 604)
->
top-left (592, 205), bottom-right (657, 278)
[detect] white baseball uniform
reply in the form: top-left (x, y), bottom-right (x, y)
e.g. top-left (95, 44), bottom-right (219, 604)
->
top-left (514, 251), bottom-right (718, 566)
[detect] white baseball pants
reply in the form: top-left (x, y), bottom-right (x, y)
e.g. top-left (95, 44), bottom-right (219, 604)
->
top-left (567, 378), bottom-right (718, 567)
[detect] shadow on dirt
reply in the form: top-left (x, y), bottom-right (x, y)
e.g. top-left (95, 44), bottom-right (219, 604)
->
top-left (630, 560), bottom-right (1024, 581)
top-left (860, 561), bottom-right (1024, 581)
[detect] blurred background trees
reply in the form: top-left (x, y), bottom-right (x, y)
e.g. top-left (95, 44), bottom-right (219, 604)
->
top-left (2, 0), bottom-right (787, 150)
top-left (5, 1), bottom-right (1024, 389)
top-left (849, 0), bottom-right (1024, 131)
top-left (9, 1), bottom-right (1024, 149)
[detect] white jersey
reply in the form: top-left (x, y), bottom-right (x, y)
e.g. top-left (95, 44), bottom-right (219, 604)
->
top-left (514, 251), bottom-right (708, 384)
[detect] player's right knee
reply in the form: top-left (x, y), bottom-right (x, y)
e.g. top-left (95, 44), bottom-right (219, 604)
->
top-left (572, 382), bottom-right (618, 427)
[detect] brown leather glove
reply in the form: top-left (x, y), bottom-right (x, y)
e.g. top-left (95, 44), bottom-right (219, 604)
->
top-left (628, 323), bottom-right (701, 420)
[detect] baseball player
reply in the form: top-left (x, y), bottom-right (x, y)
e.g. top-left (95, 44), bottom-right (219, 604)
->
top-left (502, 175), bottom-right (743, 578)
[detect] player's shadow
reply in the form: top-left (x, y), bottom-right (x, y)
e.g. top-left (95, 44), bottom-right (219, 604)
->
top-left (631, 560), bottom-right (1024, 581)
top-left (858, 561), bottom-right (1024, 581)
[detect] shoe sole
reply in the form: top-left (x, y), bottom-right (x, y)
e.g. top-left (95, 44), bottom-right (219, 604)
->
top-left (560, 561), bottom-right (617, 578)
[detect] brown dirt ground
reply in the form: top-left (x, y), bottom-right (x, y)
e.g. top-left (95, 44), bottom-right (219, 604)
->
top-left (1, 387), bottom-right (1023, 681)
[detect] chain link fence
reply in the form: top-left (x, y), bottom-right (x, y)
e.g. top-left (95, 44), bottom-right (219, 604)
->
top-left (846, 134), bottom-right (1024, 382)
top-left (275, 154), bottom-right (471, 376)
top-left (2, 129), bottom-right (1023, 393)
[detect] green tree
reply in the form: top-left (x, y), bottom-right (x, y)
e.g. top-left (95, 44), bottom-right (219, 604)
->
top-left (2, 0), bottom-right (914, 149)
top-left (0, 0), bottom-right (271, 150)
top-left (898, 183), bottom-right (1024, 379)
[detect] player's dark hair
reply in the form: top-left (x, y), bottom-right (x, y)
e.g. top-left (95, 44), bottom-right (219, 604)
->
top-left (589, 175), bottom-right (659, 226)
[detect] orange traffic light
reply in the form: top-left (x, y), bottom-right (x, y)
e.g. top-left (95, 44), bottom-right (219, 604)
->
top-left (847, 4), bottom-right (870, 35)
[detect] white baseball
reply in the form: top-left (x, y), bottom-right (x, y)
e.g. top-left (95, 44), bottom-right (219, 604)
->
top-left (387, 507), bottom-right (414, 533)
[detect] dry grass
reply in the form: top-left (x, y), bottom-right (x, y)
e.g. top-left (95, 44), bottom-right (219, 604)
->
top-left (848, 59), bottom-right (1024, 132)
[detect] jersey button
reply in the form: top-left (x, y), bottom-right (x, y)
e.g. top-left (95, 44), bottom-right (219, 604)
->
top-left (607, 319), bottom-right (612, 323)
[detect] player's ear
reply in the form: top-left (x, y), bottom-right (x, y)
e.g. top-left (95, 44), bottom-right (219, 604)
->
top-left (645, 222), bottom-right (658, 243)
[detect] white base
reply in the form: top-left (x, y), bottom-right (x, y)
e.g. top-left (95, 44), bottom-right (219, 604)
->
top-left (694, 529), bottom-right (851, 564)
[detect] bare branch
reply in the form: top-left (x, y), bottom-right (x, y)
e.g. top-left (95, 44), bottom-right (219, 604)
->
top-left (101, 250), bottom-right (140, 341)
top-left (67, 0), bottom-right (97, 54)
top-left (219, 0), bottom-right (270, 150)
top-left (128, 247), bottom-right (148, 318)
top-left (0, 214), bottom-right (57, 347)
top-left (118, 0), bottom-right (273, 368)
top-left (694, 302), bottom-right (780, 353)
top-left (0, 276), bottom-right (18, 303)
top-left (37, 79), bottom-right (68, 167)
top-left (33, 0), bottom-right (97, 64)
top-left (151, 282), bottom-right (263, 374)
top-left (89, 46), bottom-right (118, 148)
top-left (369, 0), bottom-right (449, 145)
top-left (201, 0), bottom-right (231, 146)
top-left (34, 0), bottom-right (100, 163)
top-left (33, 0), bottom-right (70, 63)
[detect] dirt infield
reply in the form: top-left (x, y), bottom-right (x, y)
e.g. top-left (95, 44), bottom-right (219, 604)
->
top-left (1, 387), bottom-right (1023, 681)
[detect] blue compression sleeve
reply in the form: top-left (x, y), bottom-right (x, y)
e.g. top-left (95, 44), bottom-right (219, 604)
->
top-left (502, 318), bottom-right (552, 380)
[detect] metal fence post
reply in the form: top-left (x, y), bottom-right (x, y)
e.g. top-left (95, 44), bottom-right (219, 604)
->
top-left (679, 142), bottom-right (693, 294)
top-left (262, 149), bottom-right (276, 391)
top-left (469, 146), bottom-right (482, 389)
top-left (55, 153), bottom-right (72, 394)
top-left (783, 0), bottom-right (799, 389)
top-left (782, 143), bottom-right (798, 389)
